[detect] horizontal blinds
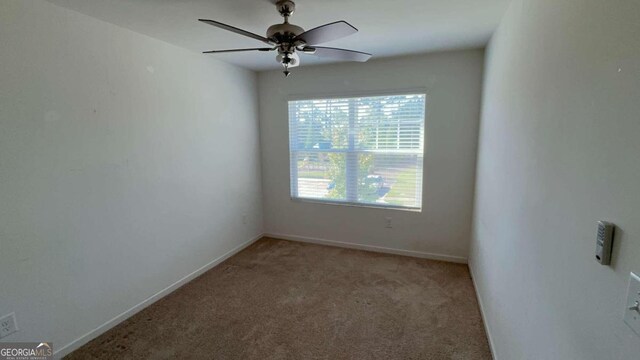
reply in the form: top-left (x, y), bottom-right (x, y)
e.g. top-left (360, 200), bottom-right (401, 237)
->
top-left (289, 94), bottom-right (425, 209)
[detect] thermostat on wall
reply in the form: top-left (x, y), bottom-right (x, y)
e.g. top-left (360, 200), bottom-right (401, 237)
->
top-left (595, 221), bottom-right (614, 265)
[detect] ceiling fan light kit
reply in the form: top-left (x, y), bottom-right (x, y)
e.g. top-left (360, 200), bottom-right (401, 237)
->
top-left (199, 0), bottom-right (371, 77)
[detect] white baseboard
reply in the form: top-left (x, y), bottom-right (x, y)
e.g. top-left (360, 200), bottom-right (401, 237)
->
top-left (265, 232), bottom-right (468, 264)
top-left (54, 233), bottom-right (264, 359)
top-left (468, 262), bottom-right (496, 359)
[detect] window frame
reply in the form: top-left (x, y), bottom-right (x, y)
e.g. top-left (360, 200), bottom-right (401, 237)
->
top-left (287, 89), bottom-right (428, 212)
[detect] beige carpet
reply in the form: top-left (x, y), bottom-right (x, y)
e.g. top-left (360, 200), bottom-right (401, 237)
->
top-left (66, 238), bottom-right (491, 359)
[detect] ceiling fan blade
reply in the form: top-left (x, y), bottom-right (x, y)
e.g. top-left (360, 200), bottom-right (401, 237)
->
top-left (198, 19), bottom-right (274, 45)
top-left (294, 21), bottom-right (357, 45)
top-left (203, 48), bottom-right (274, 54)
top-left (304, 46), bottom-right (372, 62)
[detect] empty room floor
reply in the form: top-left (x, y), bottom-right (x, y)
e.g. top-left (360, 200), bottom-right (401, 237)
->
top-left (66, 238), bottom-right (490, 359)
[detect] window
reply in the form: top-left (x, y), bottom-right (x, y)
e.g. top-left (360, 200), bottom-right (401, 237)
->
top-left (288, 93), bottom-right (426, 210)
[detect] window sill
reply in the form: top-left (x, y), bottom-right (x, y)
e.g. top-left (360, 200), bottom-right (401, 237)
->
top-left (290, 197), bottom-right (422, 213)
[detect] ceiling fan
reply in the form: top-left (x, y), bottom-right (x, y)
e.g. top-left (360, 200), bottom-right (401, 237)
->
top-left (198, 0), bottom-right (372, 77)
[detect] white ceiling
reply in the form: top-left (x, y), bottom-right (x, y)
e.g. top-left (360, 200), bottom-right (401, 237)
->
top-left (47, 0), bottom-right (510, 71)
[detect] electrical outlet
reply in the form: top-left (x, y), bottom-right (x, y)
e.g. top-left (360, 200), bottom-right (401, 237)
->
top-left (385, 217), bottom-right (393, 229)
top-left (624, 272), bottom-right (640, 337)
top-left (242, 214), bottom-right (247, 225)
top-left (0, 313), bottom-right (18, 339)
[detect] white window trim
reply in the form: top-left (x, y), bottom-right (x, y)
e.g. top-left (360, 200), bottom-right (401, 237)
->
top-left (287, 87), bottom-right (429, 101)
top-left (287, 89), bottom-right (428, 212)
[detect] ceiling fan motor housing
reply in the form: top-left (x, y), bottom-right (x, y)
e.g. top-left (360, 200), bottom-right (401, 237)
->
top-left (266, 23), bottom-right (304, 41)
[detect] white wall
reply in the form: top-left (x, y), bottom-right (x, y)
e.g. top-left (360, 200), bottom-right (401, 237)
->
top-left (0, 0), bottom-right (263, 355)
top-left (470, 0), bottom-right (640, 359)
top-left (258, 51), bottom-right (484, 261)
